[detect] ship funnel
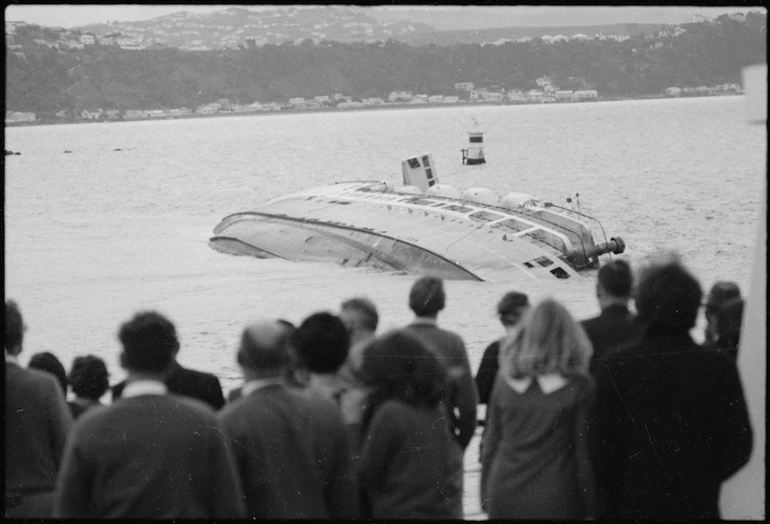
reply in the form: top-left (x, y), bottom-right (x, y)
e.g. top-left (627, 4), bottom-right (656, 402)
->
top-left (402, 153), bottom-right (439, 192)
top-left (567, 236), bottom-right (626, 267)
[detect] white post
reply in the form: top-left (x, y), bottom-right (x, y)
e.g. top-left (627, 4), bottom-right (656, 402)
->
top-left (719, 63), bottom-right (766, 520)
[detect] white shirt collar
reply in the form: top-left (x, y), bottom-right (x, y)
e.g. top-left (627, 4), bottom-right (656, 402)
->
top-left (504, 373), bottom-right (569, 395)
top-left (242, 377), bottom-right (283, 398)
top-left (5, 352), bottom-right (20, 365)
top-left (411, 316), bottom-right (437, 326)
top-left (122, 379), bottom-right (168, 398)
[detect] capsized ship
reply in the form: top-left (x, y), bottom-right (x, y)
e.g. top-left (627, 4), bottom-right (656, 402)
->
top-left (210, 154), bottom-right (626, 282)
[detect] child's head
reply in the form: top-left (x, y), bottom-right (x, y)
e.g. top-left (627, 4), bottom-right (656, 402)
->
top-left (500, 298), bottom-right (592, 379)
top-left (361, 329), bottom-right (446, 409)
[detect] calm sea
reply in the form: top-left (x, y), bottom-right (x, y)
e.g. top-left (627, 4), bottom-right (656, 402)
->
top-left (5, 97), bottom-right (766, 391)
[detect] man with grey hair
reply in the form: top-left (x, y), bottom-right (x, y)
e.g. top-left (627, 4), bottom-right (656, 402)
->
top-left (403, 276), bottom-right (478, 451)
top-left (217, 320), bottom-right (358, 519)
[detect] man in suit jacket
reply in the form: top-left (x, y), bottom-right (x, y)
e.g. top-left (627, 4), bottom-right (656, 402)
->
top-left (581, 259), bottom-right (644, 376)
top-left (54, 311), bottom-right (246, 518)
top-left (593, 260), bottom-right (752, 519)
top-left (111, 323), bottom-right (225, 410)
top-left (217, 319), bottom-right (358, 519)
top-left (402, 276), bottom-right (478, 451)
top-left (5, 300), bottom-right (73, 518)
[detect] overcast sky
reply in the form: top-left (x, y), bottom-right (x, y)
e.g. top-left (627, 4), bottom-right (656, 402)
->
top-left (4, 4), bottom-right (764, 29)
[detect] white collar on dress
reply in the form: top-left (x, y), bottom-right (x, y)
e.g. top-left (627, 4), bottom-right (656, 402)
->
top-left (5, 352), bottom-right (20, 365)
top-left (503, 373), bottom-right (569, 394)
top-left (123, 379), bottom-right (168, 398)
top-left (241, 377), bottom-right (283, 397)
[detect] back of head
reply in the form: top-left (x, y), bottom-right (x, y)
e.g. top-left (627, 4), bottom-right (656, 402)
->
top-left (5, 300), bottom-right (24, 353)
top-left (705, 281), bottom-right (742, 315)
top-left (340, 296), bottom-right (379, 332)
top-left (409, 276), bottom-right (445, 317)
top-left (497, 291), bottom-right (529, 326)
top-left (361, 329), bottom-right (446, 409)
top-left (28, 352), bottom-right (68, 393)
top-left (118, 311), bottom-right (179, 373)
top-left (502, 298), bottom-right (592, 379)
top-left (69, 355), bottom-right (110, 401)
top-left (597, 259), bottom-right (633, 298)
top-left (237, 319), bottom-right (291, 372)
top-left (291, 312), bottom-right (350, 374)
top-left (635, 260), bottom-right (702, 331)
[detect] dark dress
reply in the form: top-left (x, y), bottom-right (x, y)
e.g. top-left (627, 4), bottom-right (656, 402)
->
top-left (593, 328), bottom-right (752, 519)
top-left (359, 400), bottom-right (464, 519)
top-left (481, 374), bottom-right (596, 519)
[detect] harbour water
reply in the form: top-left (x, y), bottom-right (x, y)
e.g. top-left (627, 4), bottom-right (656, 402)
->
top-left (4, 96), bottom-right (765, 518)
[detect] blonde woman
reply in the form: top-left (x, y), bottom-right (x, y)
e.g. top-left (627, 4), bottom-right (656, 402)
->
top-left (480, 298), bottom-right (597, 519)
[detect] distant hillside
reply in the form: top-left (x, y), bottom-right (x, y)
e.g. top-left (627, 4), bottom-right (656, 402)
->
top-left (398, 23), bottom-right (669, 46)
top-left (73, 6), bottom-right (436, 49)
top-left (361, 6), bottom-right (765, 31)
top-left (6, 11), bottom-right (766, 115)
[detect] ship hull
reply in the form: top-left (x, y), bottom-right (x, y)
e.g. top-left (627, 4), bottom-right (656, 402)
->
top-left (208, 181), bottom-right (617, 282)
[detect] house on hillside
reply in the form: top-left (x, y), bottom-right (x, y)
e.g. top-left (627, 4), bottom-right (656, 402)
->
top-left (79, 34), bottom-right (96, 45)
top-left (427, 95), bottom-right (444, 103)
top-left (454, 82), bottom-right (474, 92)
top-left (526, 90), bottom-right (544, 102)
top-left (388, 90), bottom-right (413, 102)
top-left (664, 86), bottom-right (682, 97)
top-left (554, 90), bottom-right (574, 101)
top-left (573, 89), bottom-right (598, 101)
top-left (80, 109), bottom-right (102, 120)
top-left (5, 111), bottom-right (36, 124)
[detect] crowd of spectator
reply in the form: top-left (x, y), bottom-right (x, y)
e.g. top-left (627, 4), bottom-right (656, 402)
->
top-left (4, 254), bottom-right (754, 519)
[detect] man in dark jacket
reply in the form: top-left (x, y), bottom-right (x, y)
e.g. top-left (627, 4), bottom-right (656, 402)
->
top-left (112, 317), bottom-right (224, 410)
top-left (403, 276), bottom-right (477, 451)
top-left (217, 319), bottom-right (358, 519)
top-left (593, 258), bottom-right (752, 519)
top-left (5, 300), bottom-right (73, 518)
top-left (55, 311), bottom-right (245, 518)
top-left (581, 258), bottom-right (644, 376)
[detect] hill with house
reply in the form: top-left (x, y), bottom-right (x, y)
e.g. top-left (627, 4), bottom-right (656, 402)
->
top-left (5, 10), bottom-right (766, 123)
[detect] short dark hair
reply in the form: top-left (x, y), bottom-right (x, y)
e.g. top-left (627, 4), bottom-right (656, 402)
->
top-left (497, 291), bottom-right (529, 317)
top-left (361, 329), bottom-right (446, 416)
top-left (409, 276), bottom-right (445, 316)
top-left (69, 355), bottom-right (110, 400)
top-left (5, 300), bottom-right (24, 350)
top-left (635, 261), bottom-right (702, 331)
top-left (118, 311), bottom-right (179, 373)
top-left (28, 352), bottom-right (68, 394)
top-left (237, 321), bottom-right (291, 371)
top-left (341, 297), bottom-right (379, 331)
top-left (597, 259), bottom-right (633, 298)
top-left (291, 312), bottom-right (350, 374)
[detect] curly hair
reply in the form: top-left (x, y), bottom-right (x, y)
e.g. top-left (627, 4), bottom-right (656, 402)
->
top-left (69, 355), bottom-right (110, 400)
top-left (291, 312), bottom-right (350, 374)
top-left (635, 259), bottom-right (702, 330)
